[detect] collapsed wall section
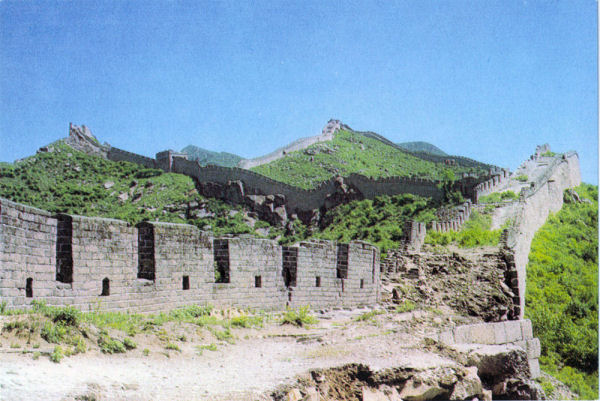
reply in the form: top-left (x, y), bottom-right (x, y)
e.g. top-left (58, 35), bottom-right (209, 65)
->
top-left (435, 320), bottom-right (542, 378)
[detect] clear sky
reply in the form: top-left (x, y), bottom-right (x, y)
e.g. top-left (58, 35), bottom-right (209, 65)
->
top-left (1, 1), bottom-right (597, 183)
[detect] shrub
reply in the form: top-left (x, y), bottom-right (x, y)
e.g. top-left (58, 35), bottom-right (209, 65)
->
top-left (41, 321), bottom-right (67, 344)
top-left (123, 337), bottom-right (137, 350)
top-left (281, 306), bottom-right (318, 327)
top-left (51, 307), bottom-right (80, 327)
top-left (165, 343), bottom-right (181, 352)
top-left (229, 315), bottom-right (264, 328)
top-left (354, 310), bottom-right (384, 322)
top-left (50, 346), bottom-right (64, 363)
top-left (98, 335), bottom-right (126, 354)
top-left (515, 174), bottom-right (528, 182)
top-left (395, 300), bottom-right (417, 313)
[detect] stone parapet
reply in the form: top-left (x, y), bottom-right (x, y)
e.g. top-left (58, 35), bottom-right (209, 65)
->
top-left (0, 197), bottom-right (379, 313)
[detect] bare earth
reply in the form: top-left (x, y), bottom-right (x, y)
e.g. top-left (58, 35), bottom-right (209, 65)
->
top-left (1, 308), bottom-right (463, 401)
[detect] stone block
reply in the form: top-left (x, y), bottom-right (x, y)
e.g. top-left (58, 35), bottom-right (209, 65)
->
top-left (528, 358), bottom-right (541, 379)
top-left (504, 320), bottom-right (522, 343)
top-left (520, 319), bottom-right (533, 339)
top-left (454, 325), bottom-right (471, 343)
top-left (469, 323), bottom-right (496, 344)
top-left (439, 330), bottom-right (455, 345)
top-left (526, 338), bottom-right (541, 359)
top-left (493, 322), bottom-right (507, 344)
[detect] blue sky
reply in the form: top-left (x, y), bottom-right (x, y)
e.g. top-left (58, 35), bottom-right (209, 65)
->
top-left (1, 1), bottom-right (597, 183)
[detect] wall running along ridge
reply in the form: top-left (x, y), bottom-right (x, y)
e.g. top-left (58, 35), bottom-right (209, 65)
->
top-left (500, 151), bottom-right (581, 319)
top-left (0, 197), bottom-right (379, 312)
top-left (237, 119), bottom-right (341, 169)
top-left (91, 121), bottom-right (506, 218)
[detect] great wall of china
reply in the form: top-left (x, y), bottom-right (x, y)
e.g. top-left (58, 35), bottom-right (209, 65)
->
top-left (90, 122), bottom-right (510, 226)
top-left (0, 123), bottom-right (582, 380)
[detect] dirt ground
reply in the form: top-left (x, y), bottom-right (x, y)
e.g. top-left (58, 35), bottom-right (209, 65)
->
top-left (0, 305), bottom-right (472, 401)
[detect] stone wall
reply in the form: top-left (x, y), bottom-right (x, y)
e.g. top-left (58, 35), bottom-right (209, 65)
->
top-left (237, 119), bottom-right (341, 169)
top-left (435, 320), bottom-right (542, 378)
top-left (500, 152), bottom-right (581, 318)
top-left (429, 201), bottom-right (473, 233)
top-left (102, 127), bottom-right (500, 220)
top-left (169, 157), bottom-right (446, 215)
top-left (107, 146), bottom-right (159, 170)
top-left (473, 169), bottom-right (510, 202)
top-left (0, 198), bottom-right (380, 312)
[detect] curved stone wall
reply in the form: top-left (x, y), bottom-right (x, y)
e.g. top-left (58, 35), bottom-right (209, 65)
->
top-left (500, 152), bottom-right (581, 318)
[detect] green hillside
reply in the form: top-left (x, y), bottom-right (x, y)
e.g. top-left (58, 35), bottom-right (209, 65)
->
top-left (181, 145), bottom-right (242, 167)
top-left (0, 143), bottom-right (264, 237)
top-left (397, 141), bottom-right (447, 156)
top-left (526, 184), bottom-right (598, 400)
top-left (250, 130), bottom-right (486, 189)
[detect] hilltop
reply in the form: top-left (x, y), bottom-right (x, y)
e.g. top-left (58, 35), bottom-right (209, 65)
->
top-left (397, 141), bottom-right (448, 156)
top-left (180, 145), bottom-right (242, 167)
top-left (250, 128), bottom-right (491, 189)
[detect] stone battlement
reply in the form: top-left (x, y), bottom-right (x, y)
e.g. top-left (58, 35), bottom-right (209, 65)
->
top-left (0, 197), bottom-right (380, 312)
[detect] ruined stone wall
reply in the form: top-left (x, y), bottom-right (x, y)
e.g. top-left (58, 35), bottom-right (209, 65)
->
top-left (0, 198), bottom-right (379, 312)
top-left (435, 320), bottom-right (541, 378)
top-left (501, 152), bottom-right (581, 318)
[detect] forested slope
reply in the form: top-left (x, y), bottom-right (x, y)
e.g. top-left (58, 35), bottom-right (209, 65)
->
top-left (526, 184), bottom-right (598, 399)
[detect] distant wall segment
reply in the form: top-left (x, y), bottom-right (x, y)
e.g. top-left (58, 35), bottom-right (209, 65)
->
top-left (0, 197), bottom-right (380, 312)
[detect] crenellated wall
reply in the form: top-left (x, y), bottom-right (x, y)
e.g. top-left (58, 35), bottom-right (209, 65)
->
top-left (0, 197), bottom-right (380, 312)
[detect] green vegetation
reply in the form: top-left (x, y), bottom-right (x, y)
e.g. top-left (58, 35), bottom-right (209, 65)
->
top-left (526, 184), bottom-right (598, 400)
top-left (165, 343), bottom-right (181, 352)
top-left (98, 332), bottom-right (127, 354)
top-left (252, 130), bottom-right (487, 189)
top-left (50, 346), bottom-right (64, 363)
top-left (311, 194), bottom-right (437, 253)
top-left (354, 310), bottom-right (385, 323)
top-left (196, 343), bottom-right (218, 352)
top-left (515, 174), bottom-right (528, 182)
top-left (122, 337), bottom-right (137, 350)
top-left (395, 300), bottom-right (417, 313)
top-left (0, 142), bottom-right (272, 237)
top-left (281, 306), bottom-right (318, 327)
top-left (541, 151), bottom-right (557, 157)
top-left (478, 190), bottom-right (519, 203)
top-left (424, 211), bottom-right (503, 248)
